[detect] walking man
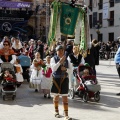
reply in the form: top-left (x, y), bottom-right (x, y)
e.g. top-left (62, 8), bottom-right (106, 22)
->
top-left (50, 45), bottom-right (73, 120)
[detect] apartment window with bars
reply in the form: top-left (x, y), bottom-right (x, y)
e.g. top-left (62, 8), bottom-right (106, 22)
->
top-left (108, 11), bottom-right (114, 26)
top-left (98, 0), bottom-right (103, 10)
top-left (97, 34), bottom-right (103, 42)
top-left (109, 0), bottom-right (114, 7)
top-left (109, 32), bottom-right (114, 41)
top-left (89, 0), bottom-right (93, 11)
top-left (99, 13), bottom-right (102, 26)
top-left (89, 15), bottom-right (92, 28)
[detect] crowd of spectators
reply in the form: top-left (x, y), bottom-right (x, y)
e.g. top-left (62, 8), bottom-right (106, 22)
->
top-left (99, 40), bottom-right (119, 60)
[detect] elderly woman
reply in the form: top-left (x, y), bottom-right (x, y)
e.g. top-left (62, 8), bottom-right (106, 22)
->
top-left (12, 37), bottom-right (23, 56)
top-left (0, 40), bottom-right (16, 64)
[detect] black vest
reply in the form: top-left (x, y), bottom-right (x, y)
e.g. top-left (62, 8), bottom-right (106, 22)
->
top-left (52, 55), bottom-right (68, 78)
top-left (0, 55), bottom-right (12, 62)
top-left (69, 53), bottom-right (82, 67)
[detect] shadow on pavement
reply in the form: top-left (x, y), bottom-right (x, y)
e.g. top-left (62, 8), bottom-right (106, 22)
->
top-left (0, 77), bottom-right (119, 114)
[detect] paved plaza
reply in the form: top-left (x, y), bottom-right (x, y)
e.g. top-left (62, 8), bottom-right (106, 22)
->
top-left (0, 60), bottom-right (120, 120)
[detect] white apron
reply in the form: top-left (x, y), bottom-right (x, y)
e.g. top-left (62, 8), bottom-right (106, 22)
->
top-left (14, 64), bottom-right (24, 82)
top-left (30, 69), bottom-right (42, 84)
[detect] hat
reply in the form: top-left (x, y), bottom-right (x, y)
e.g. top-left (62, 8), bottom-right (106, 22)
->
top-left (84, 63), bottom-right (90, 67)
top-left (56, 45), bottom-right (64, 51)
top-left (37, 40), bottom-right (42, 43)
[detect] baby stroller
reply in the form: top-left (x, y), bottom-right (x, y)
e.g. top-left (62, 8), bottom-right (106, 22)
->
top-left (69, 64), bottom-right (101, 102)
top-left (18, 54), bottom-right (31, 82)
top-left (0, 62), bottom-right (17, 100)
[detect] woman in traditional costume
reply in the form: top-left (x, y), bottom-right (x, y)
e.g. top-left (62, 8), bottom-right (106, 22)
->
top-left (0, 40), bottom-right (16, 64)
top-left (0, 36), bottom-right (10, 49)
top-left (12, 37), bottom-right (23, 56)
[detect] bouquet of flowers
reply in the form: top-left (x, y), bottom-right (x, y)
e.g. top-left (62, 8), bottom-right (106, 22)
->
top-left (34, 60), bottom-right (47, 76)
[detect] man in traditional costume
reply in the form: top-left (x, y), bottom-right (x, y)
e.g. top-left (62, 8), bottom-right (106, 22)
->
top-left (50, 45), bottom-right (73, 120)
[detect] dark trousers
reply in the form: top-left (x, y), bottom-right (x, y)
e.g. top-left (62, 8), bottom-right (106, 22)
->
top-left (116, 63), bottom-right (120, 78)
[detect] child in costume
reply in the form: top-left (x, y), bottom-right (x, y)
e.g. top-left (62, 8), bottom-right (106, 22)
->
top-left (14, 59), bottom-right (24, 86)
top-left (41, 56), bottom-right (52, 98)
top-left (30, 52), bottom-right (44, 92)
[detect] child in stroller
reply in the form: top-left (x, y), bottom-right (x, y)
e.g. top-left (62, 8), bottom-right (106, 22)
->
top-left (0, 63), bottom-right (17, 100)
top-left (2, 70), bottom-right (15, 83)
top-left (69, 64), bottom-right (101, 102)
top-left (82, 68), bottom-right (97, 84)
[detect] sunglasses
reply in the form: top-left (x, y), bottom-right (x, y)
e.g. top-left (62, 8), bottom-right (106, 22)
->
top-left (3, 44), bottom-right (9, 46)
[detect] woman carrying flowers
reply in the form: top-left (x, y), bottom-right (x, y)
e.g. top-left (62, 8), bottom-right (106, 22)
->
top-left (30, 52), bottom-right (45, 92)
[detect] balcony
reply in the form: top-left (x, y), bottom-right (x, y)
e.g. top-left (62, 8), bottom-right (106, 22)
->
top-left (88, 5), bottom-right (92, 11)
top-left (107, 18), bottom-right (114, 21)
top-left (107, 18), bottom-right (114, 26)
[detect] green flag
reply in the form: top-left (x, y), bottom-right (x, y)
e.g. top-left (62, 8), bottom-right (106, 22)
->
top-left (48, 1), bottom-right (60, 46)
top-left (80, 11), bottom-right (86, 51)
top-left (60, 3), bottom-right (79, 37)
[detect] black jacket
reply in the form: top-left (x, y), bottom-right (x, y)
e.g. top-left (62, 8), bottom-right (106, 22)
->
top-left (84, 45), bottom-right (97, 67)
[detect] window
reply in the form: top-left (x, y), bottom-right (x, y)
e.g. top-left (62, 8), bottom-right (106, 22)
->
top-left (99, 13), bottom-right (102, 26)
top-left (98, 0), bottom-right (103, 10)
top-left (109, 33), bottom-right (114, 41)
top-left (109, 0), bottom-right (114, 7)
top-left (98, 33), bottom-right (103, 42)
top-left (108, 11), bottom-right (114, 26)
top-left (89, 15), bottom-right (93, 28)
top-left (93, 12), bottom-right (97, 27)
top-left (89, 0), bottom-right (93, 11)
top-left (91, 34), bottom-right (93, 41)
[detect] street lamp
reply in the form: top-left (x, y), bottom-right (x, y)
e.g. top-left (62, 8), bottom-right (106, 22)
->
top-left (95, 21), bottom-right (102, 34)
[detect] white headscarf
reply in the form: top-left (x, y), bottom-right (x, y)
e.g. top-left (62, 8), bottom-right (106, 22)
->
top-left (12, 39), bottom-right (23, 49)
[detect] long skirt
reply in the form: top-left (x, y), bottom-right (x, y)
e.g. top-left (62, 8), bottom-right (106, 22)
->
top-left (30, 69), bottom-right (42, 90)
top-left (41, 76), bottom-right (52, 89)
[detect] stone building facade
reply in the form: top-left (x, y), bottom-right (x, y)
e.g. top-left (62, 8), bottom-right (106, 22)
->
top-left (2, 0), bottom-right (84, 41)
top-left (85, 0), bottom-right (120, 43)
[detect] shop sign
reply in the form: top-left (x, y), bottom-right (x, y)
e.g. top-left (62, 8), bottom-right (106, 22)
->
top-left (0, 1), bottom-right (33, 8)
top-left (0, 17), bottom-right (24, 21)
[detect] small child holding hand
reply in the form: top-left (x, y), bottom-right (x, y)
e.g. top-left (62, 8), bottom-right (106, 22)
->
top-left (14, 59), bottom-right (24, 86)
